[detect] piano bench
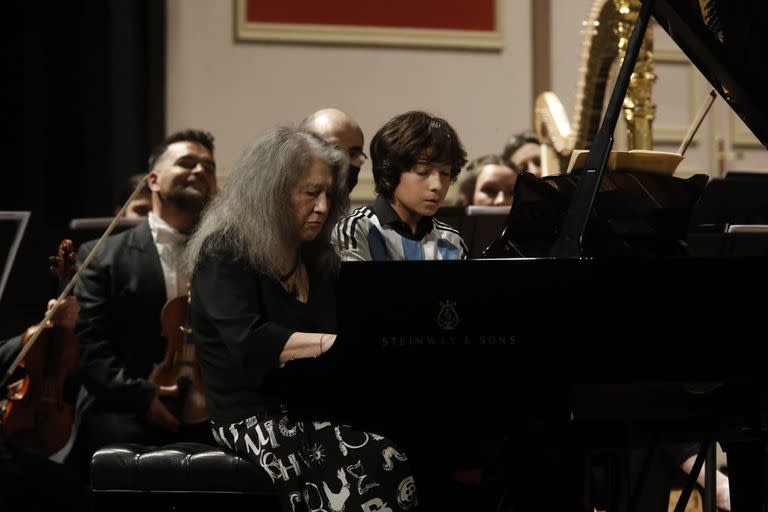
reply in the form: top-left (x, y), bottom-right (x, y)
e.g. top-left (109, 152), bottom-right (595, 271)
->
top-left (90, 443), bottom-right (280, 511)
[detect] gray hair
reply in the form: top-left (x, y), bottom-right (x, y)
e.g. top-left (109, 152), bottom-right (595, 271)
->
top-left (184, 126), bottom-right (349, 276)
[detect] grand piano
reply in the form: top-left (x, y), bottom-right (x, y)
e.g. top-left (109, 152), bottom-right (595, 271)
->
top-left (328, 1), bottom-right (768, 510)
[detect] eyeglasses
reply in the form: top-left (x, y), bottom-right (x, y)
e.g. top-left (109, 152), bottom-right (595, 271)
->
top-left (348, 149), bottom-right (368, 162)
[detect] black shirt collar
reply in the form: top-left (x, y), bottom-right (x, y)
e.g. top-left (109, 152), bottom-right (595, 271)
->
top-left (370, 195), bottom-right (434, 240)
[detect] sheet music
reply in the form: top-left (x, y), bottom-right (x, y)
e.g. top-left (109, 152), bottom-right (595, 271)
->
top-left (0, 211), bottom-right (31, 302)
top-left (69, 216), bottom-right (142, 231)
top-left (727, 224), bottom-right (768, 233)
top-left (466, 205), bottom-right (511, 216)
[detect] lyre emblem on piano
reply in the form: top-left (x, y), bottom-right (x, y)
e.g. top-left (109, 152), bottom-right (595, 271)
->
top-left (436, 300), bottom-right (459, 331)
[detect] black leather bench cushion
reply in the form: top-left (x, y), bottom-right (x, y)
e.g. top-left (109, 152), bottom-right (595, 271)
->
top-left (91, 442), bottom-right (274, 495)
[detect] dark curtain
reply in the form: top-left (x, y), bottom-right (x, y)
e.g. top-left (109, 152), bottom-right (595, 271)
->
top-left (1, 1), bottom-right (165, 337)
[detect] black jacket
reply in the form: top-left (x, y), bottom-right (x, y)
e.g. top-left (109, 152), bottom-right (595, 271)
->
top-left (189, 244), bottom-right (336, 425)
top-left (0, 335), bottom-right (21, 376)
top-left (74, 220), bottom-right (166, 415)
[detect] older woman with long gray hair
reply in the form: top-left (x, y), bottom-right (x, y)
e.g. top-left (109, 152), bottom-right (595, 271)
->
top-left (184, 126), bottom-right (419, 512)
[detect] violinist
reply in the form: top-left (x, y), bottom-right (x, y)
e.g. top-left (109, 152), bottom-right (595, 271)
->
top-left (71, 129), bottom-right (217, 474)
top-left (1, 297), bottom-right (86, 511)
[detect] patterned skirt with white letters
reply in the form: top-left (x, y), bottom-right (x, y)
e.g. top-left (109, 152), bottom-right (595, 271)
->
top-left (212, 406), bottom-right (419, 512)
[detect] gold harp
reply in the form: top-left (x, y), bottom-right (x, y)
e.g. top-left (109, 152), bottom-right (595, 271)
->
top-left (535, 0), bottom-right (656, 174)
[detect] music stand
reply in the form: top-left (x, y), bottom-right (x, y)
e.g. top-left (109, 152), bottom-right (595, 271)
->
top-left (67, 216), bottom-right (142, 248)
top-left (435, 206), bottom-right (512, 258)
top-left (465, 205), bottom-right (511, 258)
top-left (0, 211), bottom-right (31, 303)
top-left (687, 172), bottom-right (768, 256)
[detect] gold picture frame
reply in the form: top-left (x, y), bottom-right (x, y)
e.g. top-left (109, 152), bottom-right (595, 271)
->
top-left (234, 0), bottom-right (504, 50)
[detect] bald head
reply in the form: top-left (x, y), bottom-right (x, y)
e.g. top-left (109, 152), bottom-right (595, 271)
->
top-left (301, 108), bottom-right (365, 192)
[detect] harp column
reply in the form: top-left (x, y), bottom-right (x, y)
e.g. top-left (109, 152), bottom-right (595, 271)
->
top-left (614, 0), bottom-right (657, 150)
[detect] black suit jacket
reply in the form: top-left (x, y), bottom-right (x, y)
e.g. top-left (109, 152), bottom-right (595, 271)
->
top-left (74, 220), bottom-right (166, 415)
top-left (0, 335), bottom-right (21, 376)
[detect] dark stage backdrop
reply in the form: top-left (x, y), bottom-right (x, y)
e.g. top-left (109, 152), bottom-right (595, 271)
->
top-left (1, 1), bottom-right (165, 337)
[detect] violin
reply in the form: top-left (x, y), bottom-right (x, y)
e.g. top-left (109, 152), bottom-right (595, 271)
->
top-left (0, 240), bottom-right (79, 456)
top-left (149, 294), bottom-right (208, 424)
top-left (1, 176), bottom-right (150, 453)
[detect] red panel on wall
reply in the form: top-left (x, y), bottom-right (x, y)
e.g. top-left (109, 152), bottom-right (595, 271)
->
top-left (245, 0), bottom-right (496, 31)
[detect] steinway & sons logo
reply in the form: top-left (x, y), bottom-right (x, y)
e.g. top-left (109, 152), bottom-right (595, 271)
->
top-left (437, 300), bottom-right (459, 330)
top-left (378, 298), bottom-right (516, 348)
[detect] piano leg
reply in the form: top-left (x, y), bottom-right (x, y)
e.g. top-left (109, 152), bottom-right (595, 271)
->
top-left (629, 440), bottom-right (662, 510)
top-left (484, 419), bottom-right (590, 512)
top-left (603, 446), bottom-right (662, 512)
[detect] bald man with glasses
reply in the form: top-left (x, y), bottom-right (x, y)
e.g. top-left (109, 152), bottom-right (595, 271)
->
top-left (300, 108), bottom-right (367, 192)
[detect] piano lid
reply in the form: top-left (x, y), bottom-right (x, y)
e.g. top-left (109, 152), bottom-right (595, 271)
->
top-left (653, 0), bottom-right (768, 149)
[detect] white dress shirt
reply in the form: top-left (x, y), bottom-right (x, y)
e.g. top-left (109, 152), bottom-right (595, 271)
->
top-left (148, 212), bottom-right (190, 301)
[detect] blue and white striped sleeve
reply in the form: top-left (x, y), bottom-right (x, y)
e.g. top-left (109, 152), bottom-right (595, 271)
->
top-left (333, 208), bottom-right (373, 262)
